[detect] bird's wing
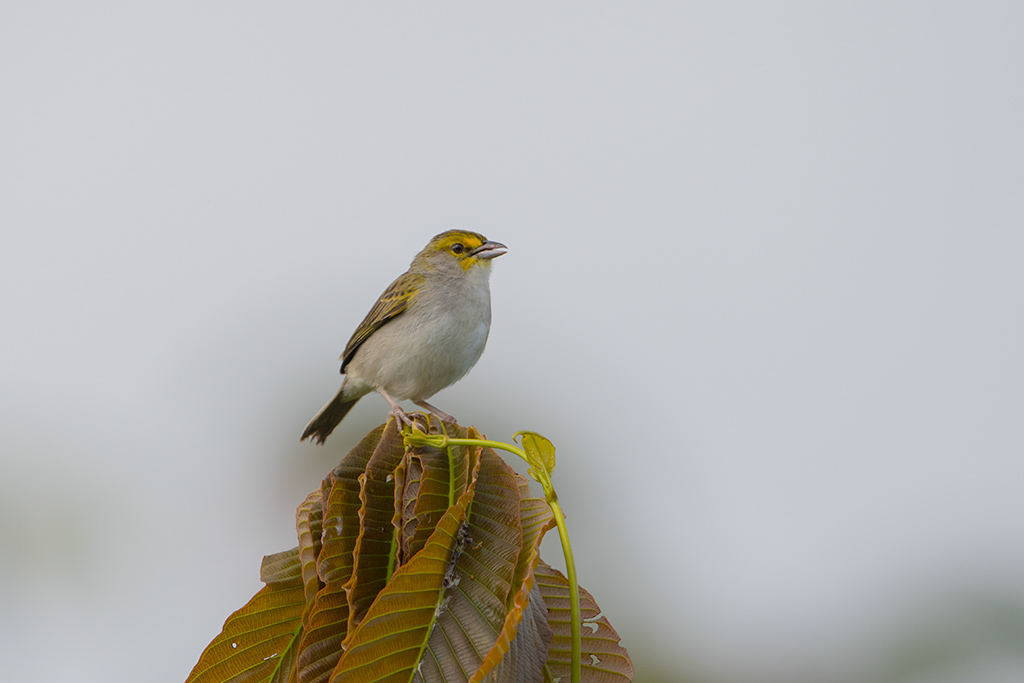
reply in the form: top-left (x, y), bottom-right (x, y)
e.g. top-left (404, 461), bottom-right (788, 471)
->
top-left (340, 271), bottom-right (424, 373)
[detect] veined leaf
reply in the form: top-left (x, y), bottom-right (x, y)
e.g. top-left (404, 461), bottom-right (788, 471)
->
top-left (535, 563), bottom-right (633, 683)
top-left (405, 439), bottom-right (455, 562)
top-left (343, 422), bottom-right (407, 635)
top-left (400, 420), bottom-right (476, 565)
top-left (186, 550), bottom-right (305, 683)
top-left (448, 423), bottom-right (476, 503)
top-left (392, 456), bottom-right (415, 568)
top-left (416, 449), bottom-right (524, 683)
top-left (261, 548), bottom-right (302, 585)
top-left (468, 491), bottom-right (555, 683)
top-left (189, 420), bottom-right (632, 683)
top-left (318, 423), bottom-right (388, 583)
top-left (513, 473), bottom-right (531, 501)
top-left (296, 489), bottom-right (325, 621)
top-left (509, 498), bottom-right (555, 607)
top-left (329, 477), bottom-right (479, 682)
top-left (297, 424), bottom-right (387, 683)
top-left (481, 581), bottom-right (551, 683)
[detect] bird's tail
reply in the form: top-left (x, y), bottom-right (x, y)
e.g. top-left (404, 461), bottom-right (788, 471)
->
top-left (301, 382), bottom-right (364, 445)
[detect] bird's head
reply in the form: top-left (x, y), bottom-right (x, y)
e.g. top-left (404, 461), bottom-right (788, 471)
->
top-left (412, 230), bottom-right (507, 275)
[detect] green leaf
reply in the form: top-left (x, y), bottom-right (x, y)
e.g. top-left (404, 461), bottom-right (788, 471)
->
top-left (535, 562), bottom-right (633, 683)
top-left (515, 432), bottom-right (556, 474)
top-left (186, 550), bottom-right (306, 683)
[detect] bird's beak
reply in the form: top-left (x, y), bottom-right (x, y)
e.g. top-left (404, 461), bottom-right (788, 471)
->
top-left (470, 240), bottom-right (508, 260)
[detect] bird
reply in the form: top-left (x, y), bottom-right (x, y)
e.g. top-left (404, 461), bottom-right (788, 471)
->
top-left (301, 230), bottom-right (507, 444)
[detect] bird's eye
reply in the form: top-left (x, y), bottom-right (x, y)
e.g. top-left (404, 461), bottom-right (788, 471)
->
top-left (451, 243), bottom-right (465, 254)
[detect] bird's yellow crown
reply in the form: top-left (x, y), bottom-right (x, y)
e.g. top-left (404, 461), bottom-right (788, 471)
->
top-left (419, 230), bottom-right (491, 271)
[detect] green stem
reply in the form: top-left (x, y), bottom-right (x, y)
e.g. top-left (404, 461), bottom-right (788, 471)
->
top-left (547, 496), bottom-right (580, 683)
top-left (385, 524), bottom-right (398, 582)
top-left (441, 437), bottom-right (527, 459)
top-left (446, 443), bottom-right (456, 509)
top-left (435, 419), bottom-right (457, 509)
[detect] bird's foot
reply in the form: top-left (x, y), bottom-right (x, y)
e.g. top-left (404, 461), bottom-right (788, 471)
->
top-left (377, 387), bottom-right (416, 430)
top-left (388, 406), bottom-right (416, 429)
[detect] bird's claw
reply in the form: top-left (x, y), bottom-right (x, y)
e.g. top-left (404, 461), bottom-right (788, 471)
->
top-left (389, 407), bottom-right (415, 428)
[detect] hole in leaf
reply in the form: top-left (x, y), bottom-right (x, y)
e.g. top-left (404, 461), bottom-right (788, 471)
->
top-left (583, 621), bottom-right (599, 633)
top-left (231, 642), bottom-right (237, 649)
top-left (589, 653), bottom-right (601, 665)
top-left (386, 474), bottom-right (393, 482)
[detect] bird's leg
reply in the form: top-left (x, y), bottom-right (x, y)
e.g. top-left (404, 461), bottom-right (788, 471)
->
top-left (414, 399), bottom-right (456, 424)
top-left (376, 387), bottom-right (415, 427)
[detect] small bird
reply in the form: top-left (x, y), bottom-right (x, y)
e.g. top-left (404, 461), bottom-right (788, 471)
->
top-left (301, 230), bottom-right (507, 444)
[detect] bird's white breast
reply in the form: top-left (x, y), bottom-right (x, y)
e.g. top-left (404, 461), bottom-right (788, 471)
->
top-left (344, 265), bottom-right (493, 401)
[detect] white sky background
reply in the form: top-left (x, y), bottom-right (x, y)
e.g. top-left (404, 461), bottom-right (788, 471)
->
top-left (2, 3), bottom-right (1023, 682)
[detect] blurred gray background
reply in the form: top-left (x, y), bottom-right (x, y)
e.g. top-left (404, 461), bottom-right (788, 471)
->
top-left (2, 3), bottom-right (1023, 682)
